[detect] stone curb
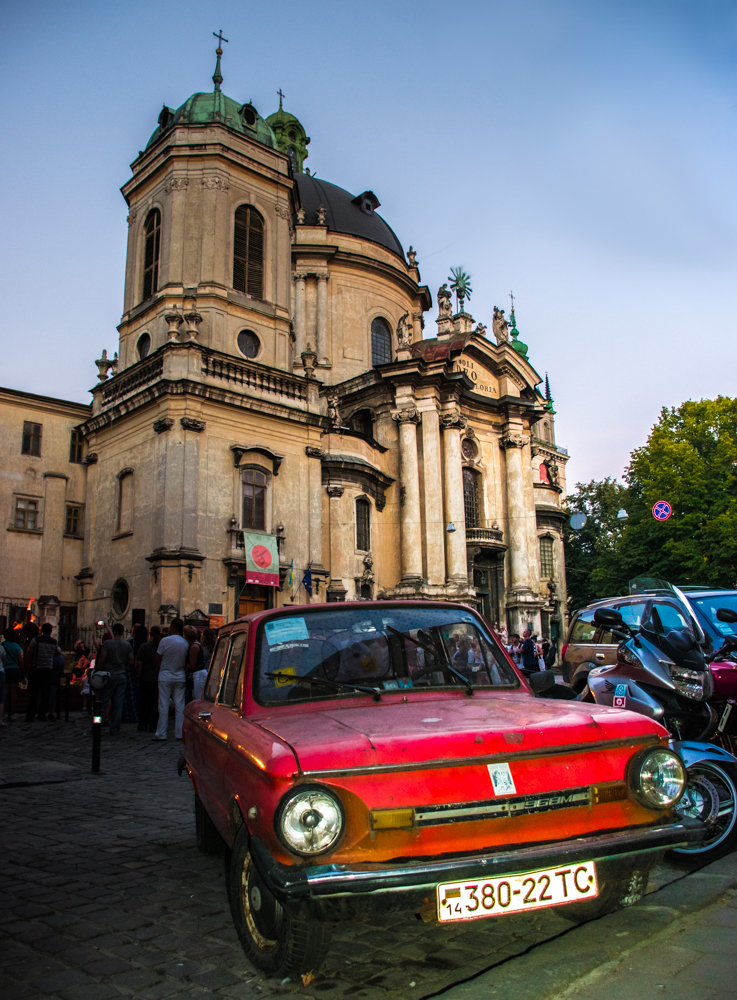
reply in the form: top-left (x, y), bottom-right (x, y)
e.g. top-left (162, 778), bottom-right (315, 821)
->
top-left (432, 853), bottom-right (737, 1000)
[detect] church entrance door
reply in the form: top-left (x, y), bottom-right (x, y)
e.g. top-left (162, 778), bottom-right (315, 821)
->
top-left (237, 583), bottom-right (272, 617)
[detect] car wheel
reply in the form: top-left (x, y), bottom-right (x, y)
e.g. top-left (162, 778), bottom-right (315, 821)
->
top-left (557, 869), bottom-right (648, 924)
top-left (195, 793), bottom-right (225, 855)
top-left (227, 826), bottom-right (332, 977)
top-left (668, 761), bottom-right (737, 866)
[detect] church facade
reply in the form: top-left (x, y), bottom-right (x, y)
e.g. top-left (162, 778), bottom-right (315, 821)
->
top-left (0, 50), bottom-right (570, 644)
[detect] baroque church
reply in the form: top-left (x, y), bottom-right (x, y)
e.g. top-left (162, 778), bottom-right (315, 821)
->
top-left (0, 45), bottom-right (570, 645)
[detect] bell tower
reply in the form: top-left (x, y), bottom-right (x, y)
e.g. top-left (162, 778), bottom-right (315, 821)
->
top-left (117, 42), bottom-right (296, 373)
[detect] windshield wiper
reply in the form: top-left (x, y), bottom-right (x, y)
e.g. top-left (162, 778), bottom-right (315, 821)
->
top-left (265, 671), bottom-right (381, 702)
top-left (384, 625), bottom-right (474, 695)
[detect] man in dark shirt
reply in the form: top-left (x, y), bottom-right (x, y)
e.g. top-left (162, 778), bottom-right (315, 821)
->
top-left (97, 623), bottom-right (133, 735)
top-left (136, 626), bottom-right (161, 733)
top-left (25, 623), bottom-right (61, 721)
top-left (520, 629), bottom-right (539, 675)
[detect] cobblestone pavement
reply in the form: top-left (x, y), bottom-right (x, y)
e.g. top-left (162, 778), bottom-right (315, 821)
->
top-left (0, 715), bottom-right (710, 1000)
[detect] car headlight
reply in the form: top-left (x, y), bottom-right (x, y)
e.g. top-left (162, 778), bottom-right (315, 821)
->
top-left (628, 747), bottom-right (685, 809)
top-left (670, 665), bottom-right (710, 701)
top-left (276, 787), bottom-right (344, 856)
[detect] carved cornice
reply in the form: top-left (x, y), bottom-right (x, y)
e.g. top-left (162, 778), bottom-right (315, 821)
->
top-left (439, 409), bottom-right (467, 430)
top-left (180, 417), bottom-right (206, 433)
top-left (164, 177), bottom-right (189, 194)
top-left (326, 485), bottom-right (344, 498)
top-left (153, 418), bottom-right (174, 434)
top-left (392, 405), bottom-right (420, 425)
top-left (201, 175), bottom-right (229, 191)
top-left (82, 452), bottom-right (98, 465)
top-left (126, 208), bottom-right (137, 226)
top-left (305, 446), bottom-right (324, 459)
top-left (500, 432), bottom-right (527, 450)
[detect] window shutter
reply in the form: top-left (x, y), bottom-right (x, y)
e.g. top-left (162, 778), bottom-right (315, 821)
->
top-left (143, 210), bottom-right (161, 301)
top-left (233, 205), bottom-right (264, 299)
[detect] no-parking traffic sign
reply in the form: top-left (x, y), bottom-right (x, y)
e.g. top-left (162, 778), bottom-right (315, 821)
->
top-left (652, 500), bottom-right (672, 521)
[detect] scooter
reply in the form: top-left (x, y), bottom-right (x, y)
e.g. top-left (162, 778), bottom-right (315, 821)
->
top-left (573, 600), bottom-right (737, 865)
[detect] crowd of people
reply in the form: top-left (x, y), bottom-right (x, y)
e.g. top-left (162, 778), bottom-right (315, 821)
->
top-left (1, 618), bottom-right (216, 740)
top-left (500, 628), bottom-right (557, 676)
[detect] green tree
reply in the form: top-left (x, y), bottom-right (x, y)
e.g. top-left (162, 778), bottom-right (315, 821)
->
top-left (618, 397), bottom-right (737, 587)
top-left (564, 478), bottom-right (630, 610)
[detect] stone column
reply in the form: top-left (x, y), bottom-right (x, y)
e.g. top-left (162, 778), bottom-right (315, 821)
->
top-left (421, 407), bottom-right (445, 585)
top-left (441, 409), bottom-right (467, 584)
top-left (316, 273), bottom-right (329, 364)
top-left (326, 485), bottom-right (347, 601)
top-left (306, 448), bottom-right (325, 580)
top-left (39, 473), bottom-right (68, 599)
top-left (393, 406), bottom-right (423, 582)
top-left (501, 432), bottom-right (530, 592)
top-left (294, 273), bottom-right (307, 360)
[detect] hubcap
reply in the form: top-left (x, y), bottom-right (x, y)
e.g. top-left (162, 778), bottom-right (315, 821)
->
top-left (675, 764), bottom-right (737, 854)
top-left (241, 852), bottom-right (283, 951)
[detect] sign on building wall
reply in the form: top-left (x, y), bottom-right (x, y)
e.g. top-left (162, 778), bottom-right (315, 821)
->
top-left (243, 532), bottom-right (279, 586)
top-left (451, 357), bottom-right (499, 397)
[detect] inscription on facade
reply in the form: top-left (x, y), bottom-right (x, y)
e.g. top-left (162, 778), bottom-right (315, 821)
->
top-left (452, 357), bottom-right (499, 396)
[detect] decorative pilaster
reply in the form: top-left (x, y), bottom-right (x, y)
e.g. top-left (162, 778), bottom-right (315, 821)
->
top-left (500, 431), bottom-right (531, 593)
top-left (392, 406), bottom-right (423, 582)
top-left (440, 408), bottom-right (467, 583)
top-left (294, 273), bottom-right (307, 360)
top-left (326, 485), bottom-right (347, 601)
top-left (421, 407), bottom-right (445, 585)
top-left (306, 448), bottom-right (325, 582)
top-left (316, 273), bottom-right (329, 364)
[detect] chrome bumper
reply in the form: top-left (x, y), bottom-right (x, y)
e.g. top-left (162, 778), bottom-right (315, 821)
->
top-left (250, 819), bottom-right (701, 902)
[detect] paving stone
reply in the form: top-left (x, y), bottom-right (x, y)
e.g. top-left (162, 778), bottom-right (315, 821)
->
top-left (32, 968), bottom-right (95, 992)
top-left (57, 986), bottom-right (126, 1000)
top-left (109, 967), bottom-right (165, 988)
top-left (189, 967), bottom-right (242, 988)
top-left (82, 956), bottom-right (136, 975)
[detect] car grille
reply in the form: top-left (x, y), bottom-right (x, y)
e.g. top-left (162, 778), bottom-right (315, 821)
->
top-left (413, 786), bottom-right (593, 826)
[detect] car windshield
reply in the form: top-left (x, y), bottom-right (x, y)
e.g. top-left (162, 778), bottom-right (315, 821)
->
top-left (255, 607), bottom-right (518, 705)
top-left (692, 594), bottom-right (737, 640)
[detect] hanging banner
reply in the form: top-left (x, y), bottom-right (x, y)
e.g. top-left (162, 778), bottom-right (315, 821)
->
top-left (243, 532), bottom-right (279, 587)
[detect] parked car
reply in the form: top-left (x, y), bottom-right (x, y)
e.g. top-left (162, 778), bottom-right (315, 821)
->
top-left (182, 600), bottom-right (697, 977)
top-left (563, 593), bottom-right (698, 692)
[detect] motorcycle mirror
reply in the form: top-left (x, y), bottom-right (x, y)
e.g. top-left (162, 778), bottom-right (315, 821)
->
top-left (593, 608), bottom-right (624, 627)
top-left (716, 607), bottom-right (737, 624)
top-left (528, 670), bottom-right (556, 695)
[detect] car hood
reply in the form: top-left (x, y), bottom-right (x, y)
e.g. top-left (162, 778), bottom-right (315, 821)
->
top-left (254, 692), bottom-right (664, 773)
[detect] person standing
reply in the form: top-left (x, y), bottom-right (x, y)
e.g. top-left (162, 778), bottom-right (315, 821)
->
top-left (154, 618), bottom-right (189, 741)
top-left (96, 624), bottom-right (133, 736)
top-left (184, 626), bottom-right (208, 701)
top-left (2, 629), bottom-right (24, 723)
top-left (135, 626), bottom-right (161, 733)
top-left (24, 623), bottom-right (61, 721)
top-left (520, 629), bottom-right (539, 676)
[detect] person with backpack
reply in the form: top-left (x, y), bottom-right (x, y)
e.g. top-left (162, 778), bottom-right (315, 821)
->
top-left (24, 622), bottom-right (62, 721)
top-left (95, 623), bottom-right (134, 736)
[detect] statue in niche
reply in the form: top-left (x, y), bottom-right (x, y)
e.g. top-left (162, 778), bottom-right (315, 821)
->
top-left (396, 312), bottom-right (412, 348)
top-left (437, 283), bottom-right (453, 320)
top-left (327, 394), bottom-right (342, 431)
top-left (548, 460), bottom-right (560, 489)
top-left (492, 306), bottom-right (509, 344)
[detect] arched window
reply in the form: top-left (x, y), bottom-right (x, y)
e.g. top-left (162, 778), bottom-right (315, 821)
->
top-left (539, 536), bottom-right (555, 578)
top-left (243, 468), bottom-right (267, 530)
top-left (116, 469), bottom-right (134, 535)
top-left (351, 409), bottom-right (373, 438)
top-left (137, 333), bottom-right (151, 360)
top-left (233, 205), bottom-right (264, 299)
top-left (371, 317), bottom-right (392, 367)
top-left (356, 497), bottom-right (371, 551)
top-left (142, 210), bottom-right (161, 301)
top-left (463, 468), bottom-right (480, 529)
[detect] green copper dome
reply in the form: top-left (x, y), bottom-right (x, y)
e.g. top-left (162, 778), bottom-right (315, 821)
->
top-left (144, 48), bottom-right (277, 152)
top-left (266, 95), bottom-right (310, 173)
top-left (509, 309), bottom-right (529, 358)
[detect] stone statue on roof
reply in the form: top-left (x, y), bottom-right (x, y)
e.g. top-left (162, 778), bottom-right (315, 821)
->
top-left (437, 284), bottom-right (453, 320)
top-left (396, 312), bottom-right (412, 349)
top-left (492, 306), bottom-right (509, 344)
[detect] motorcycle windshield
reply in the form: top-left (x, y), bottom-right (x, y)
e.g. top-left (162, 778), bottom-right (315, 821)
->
top-left (629, 577), bottom-right (707, 646)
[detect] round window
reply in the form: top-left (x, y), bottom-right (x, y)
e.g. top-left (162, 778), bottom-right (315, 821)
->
top-left (137, 333), bottom-right (151, 360)
top-left (111, 579), bottom-right (129, 616)
top-left (241, 105), bottom-right (257, 126)
top-left (237, 330), bottom-right (260, 359)
top-left (461, 439), bottom-right (475, 460)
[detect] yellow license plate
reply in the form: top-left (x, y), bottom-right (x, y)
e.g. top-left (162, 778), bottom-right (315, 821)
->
top-left (437, 861), bottom-right (598, 922)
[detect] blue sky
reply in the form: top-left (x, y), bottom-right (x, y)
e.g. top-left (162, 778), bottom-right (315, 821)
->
top-left (1, 0), bottom-right (736, 485)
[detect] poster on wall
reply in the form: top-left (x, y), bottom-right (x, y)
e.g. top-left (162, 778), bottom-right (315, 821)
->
top-left (243, 532), bottom-right (279, 587)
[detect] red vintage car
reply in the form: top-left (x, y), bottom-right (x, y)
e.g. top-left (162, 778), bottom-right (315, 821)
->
top-left (182, 601), bottom-right (697, 977)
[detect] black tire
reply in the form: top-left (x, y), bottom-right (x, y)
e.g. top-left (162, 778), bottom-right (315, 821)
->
top-left (227, 826), bottom-right (332, 977)
top-left (195, 793), bottom-right (225, 855)
top-left (668, 760), bottom-right (737, 866)
top-left (557, 869), bottom-right (648, 924)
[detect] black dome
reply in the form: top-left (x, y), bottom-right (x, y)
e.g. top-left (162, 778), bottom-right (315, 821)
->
top-left (294, 174), bottom-right (405, 259)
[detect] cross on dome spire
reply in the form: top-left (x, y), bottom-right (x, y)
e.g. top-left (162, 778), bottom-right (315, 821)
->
top-left (212, 30), bottom-right (228, 91)
top-left (277, 88), bottom-right (285, 109)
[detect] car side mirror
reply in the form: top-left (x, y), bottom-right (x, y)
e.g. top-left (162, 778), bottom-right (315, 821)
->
top-left (593, 608), bottom-right (623, 627)
top-left (528, 670), bottom-right (556, 695)
top-left (717, 608), bottom-right (737, 624)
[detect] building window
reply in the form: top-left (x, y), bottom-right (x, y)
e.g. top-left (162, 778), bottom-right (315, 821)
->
top-left (237, 330), bottom-right (260, 359)
top-left (69, 428), bottom-right (84, 463)
top-left (137, 333), bottom-right (151, 360)
top-left (111, 578), bottom-right (129, 616)
top-left (117, 470), bottom-right (134, 535)
top-left (233, 205), bottom-right (264, 299)
top-left (540, 536), bottom-right (555, 578)
top-left (65, 505), bottom-right (82, 536)
top-left (356, 497), bottom-right (371, 551)
top-left (15, 498), bottom-right (38, 530)
top-left (22, 421), bottom-right (42, 456)
top-left (243, 469), bottom-right (267, 530)
top-left (360, 583), bottom-right (373, 600)
top-left (142, 209), bottom-right (161, 301)
top-left (463, 468), bottom-right (479, 529)
top-left (59, 606), bottom-right (77, 651)
top-left (371, 317), bottom-right (392, 367)
top-left (351, 409), bottom-right (373, 437)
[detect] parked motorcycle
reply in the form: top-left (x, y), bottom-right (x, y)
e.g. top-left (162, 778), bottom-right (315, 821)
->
top-left (575, 597), bottom-right (737, 864)
top-left (705, 606), bottom-right (737, 756)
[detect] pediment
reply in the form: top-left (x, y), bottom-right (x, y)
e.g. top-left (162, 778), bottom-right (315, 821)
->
top-left (450, 353), bottom-right (500, 399)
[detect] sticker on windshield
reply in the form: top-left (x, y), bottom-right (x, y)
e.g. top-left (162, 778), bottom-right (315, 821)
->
top-left (273, 667), bottom-right (297, 686)
top-left (613, 683), bottom-right (627, 708)
top-left (383, 678), bottom-right (414, 690)
top-left (488, 763), bottom-right (516, 796)
top-left (264, 617), bottom-right (310, 645)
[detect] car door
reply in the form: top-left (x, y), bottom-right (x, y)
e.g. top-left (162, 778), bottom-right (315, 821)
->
top-left (562, 610), bottom-right (598, 685)
top-left (206, 628), bottom-right (249, 833)
top-left (594, 600), bottom-right (649, 669)
top-left (185, 634), bottom-right (231, 825)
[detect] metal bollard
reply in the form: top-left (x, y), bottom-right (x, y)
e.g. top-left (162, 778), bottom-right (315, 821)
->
top-left (92, 699), bottom-right (102, 773)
